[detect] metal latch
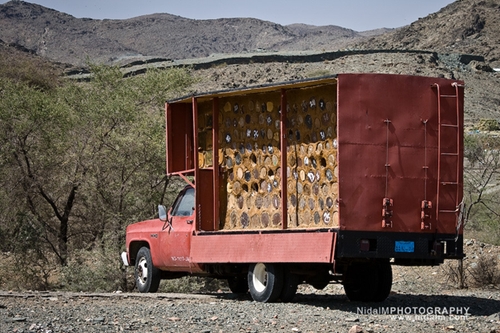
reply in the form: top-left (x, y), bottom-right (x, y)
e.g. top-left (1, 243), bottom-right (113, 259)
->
top-left (382, 198), bottom-right (393, 228)
top-left (421, 200), bottom-right (432, 230)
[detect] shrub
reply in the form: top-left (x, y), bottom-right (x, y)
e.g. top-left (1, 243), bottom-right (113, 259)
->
top-left (159, 276), bottom-right (228, 294)
top-left (443, 259), bottom-right (468, 289)
top-left (306, 69), bottom-right (331, 78)
top-left (0, 251), bottom-right (58, 291)
top-left (61, 248), bottom-right (127, 292)
top-left (469, 254), bottom-right (500, 287)
top-left (477, 118), bottom-right (500, 131)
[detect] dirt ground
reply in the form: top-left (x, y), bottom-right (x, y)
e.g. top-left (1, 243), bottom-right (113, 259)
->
top-left (1, 239), bottom-right (499, 333)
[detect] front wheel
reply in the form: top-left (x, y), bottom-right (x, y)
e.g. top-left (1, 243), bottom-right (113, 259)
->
top-left (135, 247), bottom-right (161, 293)
top-left (248, 263), bottom-right (283, 303)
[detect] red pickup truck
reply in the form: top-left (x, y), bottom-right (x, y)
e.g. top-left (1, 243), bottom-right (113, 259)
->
top-left (122, 73), bottom-right (465, 302)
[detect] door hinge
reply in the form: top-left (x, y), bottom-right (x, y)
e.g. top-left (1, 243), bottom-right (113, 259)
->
top-left (421, 200), bottom-right (432, 230)
top-left (382, 198), bottom-right (393, 228)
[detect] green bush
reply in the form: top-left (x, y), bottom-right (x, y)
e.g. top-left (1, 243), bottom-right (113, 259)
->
top-left (61, 248), bottom-right (126, 292)
top-left (0, 63), bottom-right (196, 290)
top-left (477, 118), bottom-right (500, 131)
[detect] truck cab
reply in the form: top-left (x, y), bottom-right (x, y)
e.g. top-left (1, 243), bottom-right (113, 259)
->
top-left (123, 185), bottom-right (204, 292)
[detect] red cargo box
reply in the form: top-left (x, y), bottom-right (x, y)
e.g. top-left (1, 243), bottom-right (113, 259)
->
top-left (163, 74), bottom-right (464, 265)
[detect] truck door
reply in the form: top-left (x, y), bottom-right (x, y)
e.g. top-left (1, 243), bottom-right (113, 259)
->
top-left (158, 186), bottom-right (195, 270)
top-left (336, 73), bottom-right (463, 235)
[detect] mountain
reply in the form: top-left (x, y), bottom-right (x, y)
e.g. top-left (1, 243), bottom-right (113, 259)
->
top-left (1, 0), bottom-right (499, 68)
top-left (0, 0), bottom-right (499, 125)
top-left (0, 0), bottom-right (380, 67)
top-left (356, 0), bottom-right (500, 67)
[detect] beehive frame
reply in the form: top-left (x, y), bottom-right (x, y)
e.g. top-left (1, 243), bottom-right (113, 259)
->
top-left (195, 82), bottom-right (339, 231)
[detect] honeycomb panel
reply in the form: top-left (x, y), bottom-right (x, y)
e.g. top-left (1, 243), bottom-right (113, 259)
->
top-left (218, 92), bottom-right (282, 230)
top-left (285, 85), bottom-right (339, 228)
top-left (196, 84), bottom-right (339, 230)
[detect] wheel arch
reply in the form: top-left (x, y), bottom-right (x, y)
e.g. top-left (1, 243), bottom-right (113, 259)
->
top-left (129, 241), bottom-right (150, 266)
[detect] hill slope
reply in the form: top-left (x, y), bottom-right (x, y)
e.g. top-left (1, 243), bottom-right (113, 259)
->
top-left (0, 0), bottom-right (498, 126)
top-left (0, 0), bottom-right (375, 66)
top-left (356, 0), bottom-right (500, 67)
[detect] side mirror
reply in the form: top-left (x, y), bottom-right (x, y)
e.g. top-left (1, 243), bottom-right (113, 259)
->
top-left (158, 205), bottom-right (167, 221)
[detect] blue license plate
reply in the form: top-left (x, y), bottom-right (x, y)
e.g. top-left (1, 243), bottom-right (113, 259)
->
top-left (395, 241), bottom-right (415, 253)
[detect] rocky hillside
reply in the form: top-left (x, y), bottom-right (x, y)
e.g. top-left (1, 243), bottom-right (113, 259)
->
top-left (1, 0), bottom-right (499, 69)
top-left (0, 0), bottom-right (381, 67)
top-left (356, 0), bottom-right (500, 68)
top-left (0, 0), bottom-right (498, 126)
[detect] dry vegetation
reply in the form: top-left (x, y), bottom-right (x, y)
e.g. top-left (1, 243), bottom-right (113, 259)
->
top-left (0, 0), bottom-right (499, 293)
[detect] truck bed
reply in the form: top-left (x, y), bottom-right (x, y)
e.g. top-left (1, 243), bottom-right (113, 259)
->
top-left (165, 73), bottom-right (464, 261)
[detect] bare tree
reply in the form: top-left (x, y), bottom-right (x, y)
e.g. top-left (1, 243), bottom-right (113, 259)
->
top-left (463, 134), bottom-right (500, 243)
top-left (0, 65), bottom-right (194, 287)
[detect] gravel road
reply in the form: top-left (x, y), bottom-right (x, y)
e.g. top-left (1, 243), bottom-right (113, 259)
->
top-left (1, 286), bottom-right (499, 333)
top-left (2, 241), bottom-right (499, 332)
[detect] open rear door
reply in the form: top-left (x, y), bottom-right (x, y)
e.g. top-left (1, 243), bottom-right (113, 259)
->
top-left (165, 102), bottom-right (194, 175)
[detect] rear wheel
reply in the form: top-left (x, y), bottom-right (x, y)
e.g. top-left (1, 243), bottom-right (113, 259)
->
top-left (343, 261), bottom-right (379, 302)
top-left (373, 260), bottom-right (392, 302)
top-left (280, 268), bottom-right (299, 302)
top-left (248, 263), bottom-right (283, 303)
top-left (135, 247), bottom-right (161, 293)
top-left (227, 276), bottom-right (248, 294)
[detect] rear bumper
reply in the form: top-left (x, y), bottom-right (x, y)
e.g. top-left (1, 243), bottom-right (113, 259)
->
top-left (335, 230), bottom-right (464, 265)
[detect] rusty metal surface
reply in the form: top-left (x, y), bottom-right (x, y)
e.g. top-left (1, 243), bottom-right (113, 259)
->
top-left (162, 73), bottom-right (464, 266)
top-left (166, 103), bottom-right (194, 175)
top-left (190, 231), bottom-right (336, 263)
top-left (336, 74), bottom-right (464, 235)
top-left (196, 169), bottom-right (215, 231)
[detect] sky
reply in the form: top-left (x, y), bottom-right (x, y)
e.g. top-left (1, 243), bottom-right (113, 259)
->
top-left (1, 0), bottom-right (456, 32)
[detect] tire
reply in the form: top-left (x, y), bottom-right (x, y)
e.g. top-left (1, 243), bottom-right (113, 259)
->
top-left (227, 276), bottom-right (248, 294)
top-left (343, 262), bottom-right (379, 302)
top-left (280, 269), bottom-right (299, 302)
top-left (248, 263), bottom-right (283, 303)
top-left (135, 247), bottom-right (161, 293)
top-left (373, 260), bottom-right (392, 302)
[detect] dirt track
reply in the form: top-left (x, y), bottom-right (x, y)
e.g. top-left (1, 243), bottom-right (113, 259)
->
top-left (1, 285), bottom-right (499, 333)
top-left (2, 240), bottom-right (500, 332)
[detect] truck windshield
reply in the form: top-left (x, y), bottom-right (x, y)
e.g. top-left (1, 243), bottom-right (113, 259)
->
top-left (171, 188), bottom-right (195, 216)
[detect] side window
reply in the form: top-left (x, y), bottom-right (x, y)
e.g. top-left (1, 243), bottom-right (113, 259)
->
top-left (171, 188), bottom-right (195, 217)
